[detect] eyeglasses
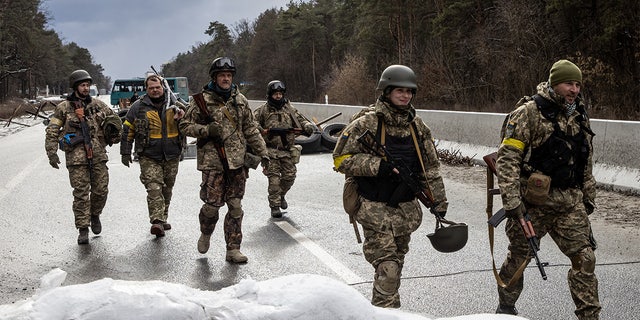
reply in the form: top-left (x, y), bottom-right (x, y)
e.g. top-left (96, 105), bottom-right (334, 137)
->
top-left (214, 57), bottom-right (235, 69)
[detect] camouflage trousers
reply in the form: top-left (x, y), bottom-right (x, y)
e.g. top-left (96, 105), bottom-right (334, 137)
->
top-left (68, 162), bottom-right (109, 229)
top-left (358, 199), bottom-right (421, 308)
top-left (139, 156), bottom-right (180, 224)
top-left (199, 169), bottom-right (246, 250)
top-left (265, 154), bottom-right (296, 207)
top-left (498, 203), bottom-right (601, 319)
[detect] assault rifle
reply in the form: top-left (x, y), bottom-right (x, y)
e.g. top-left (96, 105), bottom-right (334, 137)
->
top-left (356, 129), bottom-right (436, 211)
top-left (73, 103), bottom-right (94, 183)
top-left (489, 208), bottom-right (548, 280)
top-left (192, 93), bottom-right (229, 173)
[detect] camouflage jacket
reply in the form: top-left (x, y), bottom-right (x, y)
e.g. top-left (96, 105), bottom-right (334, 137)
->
top-left (45, 96), bottom-right (121, 166)
top-left (333, 99), bottom-right (448, 213)
top-left (179, 86), bottom-right (267, 171)
top-left (496, 82), bottom-right (596, 212)
top-left (120, 94), bottom-right (186, 161)
top-left (253, 100), bottom-right (314, 158)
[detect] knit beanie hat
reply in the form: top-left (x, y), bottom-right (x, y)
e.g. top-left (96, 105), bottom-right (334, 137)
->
top-left (549, 59), bottom-right (582, 86)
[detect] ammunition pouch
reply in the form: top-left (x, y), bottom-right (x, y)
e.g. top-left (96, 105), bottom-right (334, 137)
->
top-left (290, 144), bottom-right (302, 164)
top-left (343, 176), bottom-right (361, 216)
top-left (133, 118), bottom-right (149, 153)
top-left (523, 172), bottom-right (551, 205)
top-left (59, 133), bottom-right (85, 152)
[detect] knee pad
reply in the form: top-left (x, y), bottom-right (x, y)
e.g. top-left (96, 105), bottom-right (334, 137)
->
top-left (227, 198), bottom-right (244, 218)
top-left (200, 204), bottom-right (220, 218)
top-left (147, 183), bottom-right (162, 198)
top-left (374, 261), bottom-right (400, 295)
top-left (570, 247), bottom-right (596, 274)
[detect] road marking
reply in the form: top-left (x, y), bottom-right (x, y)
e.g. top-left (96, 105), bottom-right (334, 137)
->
top-left (0, 158), bottom-right (41, 202)
top-left (274, 220), bottom-right (365, 284)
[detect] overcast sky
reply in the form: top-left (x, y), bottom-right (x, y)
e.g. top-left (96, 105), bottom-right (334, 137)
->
top-left (40, 0), bottom-right (295, 83)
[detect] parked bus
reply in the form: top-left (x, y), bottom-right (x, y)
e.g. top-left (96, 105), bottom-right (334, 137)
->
top-left (110, 76), bottom-right (189, 107)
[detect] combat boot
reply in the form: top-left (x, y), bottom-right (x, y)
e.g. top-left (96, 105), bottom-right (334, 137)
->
top-left (226, 249), bottom-right (248, 263)
top-left (150, 220), bottom-right (165, 237)
top-left (198, 233), bottom-right (211, 254)
top-left (496, 304), bottom-right (518, 315)
top-left (90, 215), bottom-right (102, 234)
top-left (280, 196), bottom-right (288, 209)
top-left (162, 223), bottom-right (171, 231)
top-left (77, 227), bottom-right (89, 245)
top-left (271, 206), bottom-right (282, 218)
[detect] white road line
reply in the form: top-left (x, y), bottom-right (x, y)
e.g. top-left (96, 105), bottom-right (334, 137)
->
top-left (274, 220), bottom-right (365, 284)
top-left (0, 158), bottom-right (41, 202)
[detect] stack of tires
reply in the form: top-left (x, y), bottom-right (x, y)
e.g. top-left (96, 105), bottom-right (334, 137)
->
top-left (294, 123), bottom-right (346, 154)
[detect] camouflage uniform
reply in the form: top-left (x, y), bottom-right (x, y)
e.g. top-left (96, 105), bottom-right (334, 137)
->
top-left (496, 82), bottom-right (600, 319)
top-left (253, 100), bottom-right (314, 208)
top-left (179, 84), bottom-right (267, 253)
top-left (120, 94), bottom-right (186, 226)
top-left (45, 96), bottom-right (121, 230)
top-left (333, 100), bottom-right (448, 308)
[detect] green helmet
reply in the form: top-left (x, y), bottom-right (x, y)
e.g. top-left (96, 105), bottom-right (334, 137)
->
top-left (427, 216), bottom-right (468, 253)
top-left (69, 69), bottom-right (92, 89)
top-left (376, 65), bottom-right (417, 92)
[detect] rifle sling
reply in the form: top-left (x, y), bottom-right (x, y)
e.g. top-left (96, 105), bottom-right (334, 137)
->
top-left (484, 157), bottom-right (532, 288)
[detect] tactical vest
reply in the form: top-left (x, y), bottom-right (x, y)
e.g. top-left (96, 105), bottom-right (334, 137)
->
top-left (526, 95), bottom-right (593, 189)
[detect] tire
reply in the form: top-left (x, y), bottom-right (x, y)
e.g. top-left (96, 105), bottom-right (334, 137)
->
top-left (320, 123), bottom-right (346, 151)
top-left (294, 131), bottom-right (322, 154)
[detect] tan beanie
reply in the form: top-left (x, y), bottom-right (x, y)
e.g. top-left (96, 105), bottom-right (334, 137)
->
top-left (549, 59), bottom-right (582, 86)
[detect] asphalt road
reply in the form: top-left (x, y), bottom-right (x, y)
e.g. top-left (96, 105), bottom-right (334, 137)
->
top-left (1, 122), bottom-right (639, 320)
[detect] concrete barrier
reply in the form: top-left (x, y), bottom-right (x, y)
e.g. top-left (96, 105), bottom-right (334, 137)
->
top-left (250, 100), bottom-right (640, 192)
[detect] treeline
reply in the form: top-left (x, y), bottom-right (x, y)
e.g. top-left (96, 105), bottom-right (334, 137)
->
top-left (163, 0), bottom-right (639, 120)
top-left (0, 0), bottom-right (108, 101)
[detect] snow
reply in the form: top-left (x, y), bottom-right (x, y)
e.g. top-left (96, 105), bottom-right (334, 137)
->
top-left (0, 269), bottom-right (527, 320)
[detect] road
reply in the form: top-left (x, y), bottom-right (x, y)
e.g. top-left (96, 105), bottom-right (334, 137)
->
top-left (1, 121), bottom-right (639, 320)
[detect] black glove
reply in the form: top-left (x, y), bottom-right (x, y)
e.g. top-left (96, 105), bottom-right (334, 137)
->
top-left (584, 200), bottom-right (595, 215)
top-left (260, 157), bottom-right (270, 169)
top-left (378, 160), bottom-right (395, 177)
top-left (505, 203), bottom-right (526, 219)
top-left (207, 122), bottom-right (222, 138)
top-left (304, 124), bottom-right (315, 136)
top-left (104, 123), bottom-right (119, 146)
top-left (430, 207), bottom-right (446, 218)
top-left (121, 154), bottom-right (132, 167)
top-left (48, 154), bottom-right (60, 169)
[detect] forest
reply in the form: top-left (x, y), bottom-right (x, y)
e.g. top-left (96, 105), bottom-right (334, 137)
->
top-left (2, 0), bottom-right (639, 120)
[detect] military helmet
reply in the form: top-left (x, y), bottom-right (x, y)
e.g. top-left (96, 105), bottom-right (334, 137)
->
top-left (267, 80), bottom-right (286, 97)
top-left (209, 57), bottom-right (236, 78)
top-left (427, 216), bottom-right (468, 253)
top-left (376, 65), bottom-right (417, 92)
top-left (69, 69), bottom-right (92, 89)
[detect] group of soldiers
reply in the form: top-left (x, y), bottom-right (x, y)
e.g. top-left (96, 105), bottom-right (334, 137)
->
top-left (45, 57), bottom-right (601, 319)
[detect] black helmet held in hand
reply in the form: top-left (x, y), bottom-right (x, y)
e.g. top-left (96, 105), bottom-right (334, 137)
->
top-left (69, 69), bottom-right (92, 90)
top-left (267, 80), bottom-right (286, 97)
top-left (427, 215), bottom-right (468, 253)
top-left (209, 57), bottom-right (236, 78)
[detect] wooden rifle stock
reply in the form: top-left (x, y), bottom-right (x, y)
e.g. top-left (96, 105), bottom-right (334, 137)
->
top-left (73, 103), bottom-right (94, 183)
top-left (192, 92), bottom-right (229, 172)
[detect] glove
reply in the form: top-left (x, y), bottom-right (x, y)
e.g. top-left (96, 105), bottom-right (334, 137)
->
top-left (121, 154), bottom-right (132, 167)
top-left (104, 123), bottom-right (119, 146)
top-left (505, 202), bottom-right (526, 219)
top-left (207, 122), bottom-right (222, 138)
top-left (261, 157), bottom-right (270, 169)
top-left (378, 160), bottom-right (395, 177)
top-left (430, 207), bottom-right (446, 218)
top-left (304, 123), bottom-right (315, 136)
top-left (584, 200), bottom-right (595, 215)
top-left (48, 154), bottom-right (60, 169)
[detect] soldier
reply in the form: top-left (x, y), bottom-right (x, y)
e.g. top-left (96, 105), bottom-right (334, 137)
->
top-left (179, 57), bottom-right (268, 263)
top-left (332, 65), bottom-right (448, 308)
top-left (45, 70), bottom-right (122, 245)
top-left (120, 74), bottom-right (186, 237)
top-left (495, 59), bottom-right (600, 319)
top-left (253, 80), bottom-right (316, 218)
